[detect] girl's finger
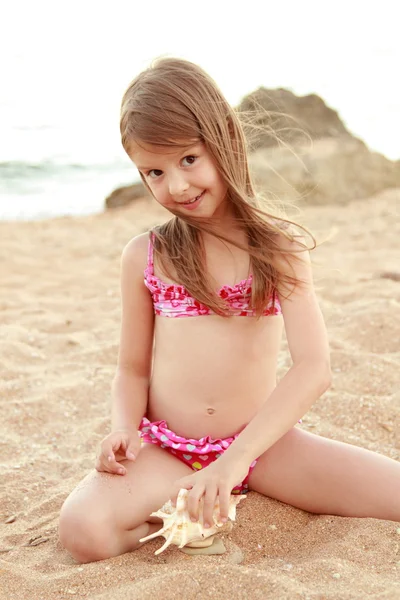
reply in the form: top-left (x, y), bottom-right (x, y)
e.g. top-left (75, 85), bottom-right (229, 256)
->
top-left (100, 442), bottom-right (114, 463)
top-left (202, 485), bottom-right (218, 528)
top-left (113, 461), bottom-right (126, 475)
top-left (186, 485), bottom-right (205, 523)
top-left (95, 459), bottom-right (114, 474)
top-left (170, 481), bottom-right (193, 507)
top-left (105, 455), bottom-right (126, 475)
top-left (216, 485), bottom-right (230, 523)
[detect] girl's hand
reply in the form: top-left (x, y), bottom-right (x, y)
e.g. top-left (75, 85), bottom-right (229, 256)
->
top-left (95, 429), bottom-right (141, 475)
top-left (169, 458), bottom-right (249, 527)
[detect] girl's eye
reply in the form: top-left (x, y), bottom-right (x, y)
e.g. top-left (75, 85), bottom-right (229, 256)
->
top-left (182, 155), bottom-right (197, 166)
top-left (146, 155), bottom-right (197, 179)
top-left (147, 169), bottom-right (163, 179)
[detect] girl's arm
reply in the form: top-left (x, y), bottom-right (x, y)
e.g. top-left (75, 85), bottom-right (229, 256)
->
top-left (111, 233), bottom-right (155, 432)
top-left (220, 229), bottom-right (331, 465)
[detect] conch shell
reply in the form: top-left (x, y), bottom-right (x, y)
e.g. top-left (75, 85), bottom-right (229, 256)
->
top-left (139, 488), bottom-right (246, 555)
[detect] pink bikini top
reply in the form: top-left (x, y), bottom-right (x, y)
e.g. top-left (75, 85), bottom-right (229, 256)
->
top-left (143, 233), bottom-right (282, 318)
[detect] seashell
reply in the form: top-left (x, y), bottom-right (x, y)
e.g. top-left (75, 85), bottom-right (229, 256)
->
top-left (139, 488), bottom-right (246, 555)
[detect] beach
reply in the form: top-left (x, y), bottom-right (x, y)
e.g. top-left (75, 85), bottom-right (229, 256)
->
top-left (0, 190), bottom-right (399, 599)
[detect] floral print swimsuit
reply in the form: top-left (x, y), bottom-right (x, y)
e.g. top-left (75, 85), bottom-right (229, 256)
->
top-left (143, 232), bottom-right (282, 317)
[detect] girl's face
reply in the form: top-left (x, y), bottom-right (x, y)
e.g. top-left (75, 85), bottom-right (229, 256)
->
top-left (128, 140), bottom-right (230, 218)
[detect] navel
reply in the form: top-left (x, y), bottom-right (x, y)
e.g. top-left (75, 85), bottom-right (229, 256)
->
top-left (207, 408), bottom-right (216, 415)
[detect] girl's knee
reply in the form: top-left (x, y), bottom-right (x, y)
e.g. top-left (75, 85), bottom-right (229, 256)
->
top-left (59, 500), bottom-right (116, 563)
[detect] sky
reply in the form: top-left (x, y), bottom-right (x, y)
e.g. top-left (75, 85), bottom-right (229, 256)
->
top-left (1, 0), bottom-right (399, 161)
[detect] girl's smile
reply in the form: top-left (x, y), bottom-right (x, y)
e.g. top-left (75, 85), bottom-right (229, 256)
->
top-left (178, 189), bottom-right (206, 210)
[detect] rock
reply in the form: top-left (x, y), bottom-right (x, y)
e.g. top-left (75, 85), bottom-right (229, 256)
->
top-left (236, 87), bottom-right (400, 206)
top-left (238, 87), bottom-right (356, 149)
top-left (249, 137), bottom-right (400, 206)
top-left (179, 536), bottom-right (227, 555)
top-left (379, 272), bottom-right (400, 282)
top-left (105, 181), bottom-right (151, 210)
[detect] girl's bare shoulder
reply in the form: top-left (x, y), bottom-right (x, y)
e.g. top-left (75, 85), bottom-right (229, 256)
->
top-left (268, 216), bottom-right (296, 235)
top-left (122, 230), bottom-right (150, 258)
top-left (267, 218), bottom-right (306, 253)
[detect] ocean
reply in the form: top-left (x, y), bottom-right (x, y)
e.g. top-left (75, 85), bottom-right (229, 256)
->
top-left (1, 1), bottom-right (399, 221)
top-left (0, 117), bottom-right (138, 220)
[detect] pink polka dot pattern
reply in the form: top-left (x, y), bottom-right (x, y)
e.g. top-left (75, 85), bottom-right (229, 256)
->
top-left (139, 417), bottom-right (258, 494)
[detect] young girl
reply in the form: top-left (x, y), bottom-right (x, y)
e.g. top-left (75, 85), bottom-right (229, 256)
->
top-left (59, 57), bottom-right (400, 563)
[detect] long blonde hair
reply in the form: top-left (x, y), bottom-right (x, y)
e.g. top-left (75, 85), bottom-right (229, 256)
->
top-left (120, 56), bottom-right (316, 317)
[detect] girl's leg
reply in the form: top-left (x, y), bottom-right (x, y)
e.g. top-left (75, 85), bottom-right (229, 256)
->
top-left (59, 443), bottom-right (192, 563)
top-left (248, 427), bottom-right (400, 521)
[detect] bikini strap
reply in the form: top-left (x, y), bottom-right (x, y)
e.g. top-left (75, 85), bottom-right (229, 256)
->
top-left (147, 232), bottom-right (155, 275)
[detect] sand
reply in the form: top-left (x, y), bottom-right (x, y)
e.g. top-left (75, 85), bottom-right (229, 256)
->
top-left (0, 190), bottom-right (399, 599)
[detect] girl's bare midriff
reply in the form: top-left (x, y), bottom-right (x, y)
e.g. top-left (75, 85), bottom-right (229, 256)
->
top-left (147, 314), bottom-right (284, 439)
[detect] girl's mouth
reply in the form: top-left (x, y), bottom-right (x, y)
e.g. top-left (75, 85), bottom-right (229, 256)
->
top-left (180, 190), bottom-right (205, 210)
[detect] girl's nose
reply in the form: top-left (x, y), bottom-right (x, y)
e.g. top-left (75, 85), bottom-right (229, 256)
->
top-left (168, 172), bottom-right (189, 197)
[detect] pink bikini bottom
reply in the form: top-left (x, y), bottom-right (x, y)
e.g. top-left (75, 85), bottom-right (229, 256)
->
top-left (138, 417), bottom-right (258, 494)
